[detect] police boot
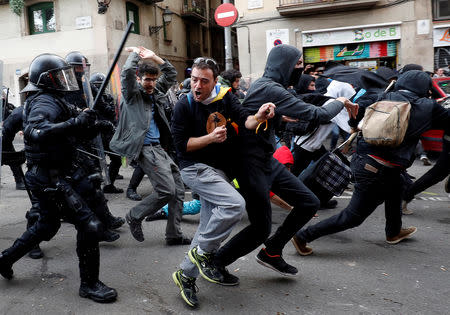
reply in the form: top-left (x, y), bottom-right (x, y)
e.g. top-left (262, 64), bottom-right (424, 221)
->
top-left (90, 191), bottom-right (125, 230)
top-left (25, 211), bottom-right (44, 259)
top-left (0, 233), bottom-right (38, 280)
top-left (0, 252), bottom-right (14, 280)
top-left (28, 245), bottom-right (44, 259)
top-left (11, 165), bottom-right (26, 190)
top-left (77, 245), bottom-right (117, 303)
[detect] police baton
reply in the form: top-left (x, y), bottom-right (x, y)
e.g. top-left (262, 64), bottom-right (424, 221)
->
top-left (92, 21), bottom-right (134, 110)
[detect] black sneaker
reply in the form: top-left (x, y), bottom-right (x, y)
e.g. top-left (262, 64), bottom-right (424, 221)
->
top-left (103, 185), bottom-right (124, 194)
top-left (188, 247), bottom-right (224, 284)
top-left (79, 280), bottom-right (117, 303)
top-left (125, 213), bottom-right (144, 242)
top-left (166, 236), bottom-right (192, 246)
top-left (126, 188), bottom-right (142, 201)
top-left (145, 210), bottom-right (167, 221)
top-left (172, 270), bottom-right (199, 308)
top-left (217, 266), bottom-right (239, 286)
top-left (255, 248), bottom-right (298, 277)
top-left (108, 216), bottom-right (125, 230)
top-left (100, 230), bottom-right (120, 243)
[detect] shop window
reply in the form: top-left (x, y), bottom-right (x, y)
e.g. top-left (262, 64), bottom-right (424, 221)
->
top-left (126, 2), bottom-right (140, 34)
top-left (433, 0), bottom-right (450, 21)
top-left (28, 2), bottom-right (55, 35)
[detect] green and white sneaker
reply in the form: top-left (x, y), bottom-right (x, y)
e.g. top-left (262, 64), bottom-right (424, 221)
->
top-left (188, 247), bottom-right (224, 284)
top-left (172, 270), bottom-right (199, 308)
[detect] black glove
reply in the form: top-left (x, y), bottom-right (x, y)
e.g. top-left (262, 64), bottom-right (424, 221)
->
top-left (94, 120), bottom-right (115, 133)
top-left (75, 109), bottom-right (96, 127)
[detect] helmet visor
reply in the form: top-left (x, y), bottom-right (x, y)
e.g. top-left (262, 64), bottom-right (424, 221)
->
top-left (38, 66), bottom-right (79, 91)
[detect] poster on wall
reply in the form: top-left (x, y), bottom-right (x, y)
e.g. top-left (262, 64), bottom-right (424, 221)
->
top-left (304, 41), bottom-right (397, 63)
top-left (266, 29), bottom-right (289, 56)
top-left (248, 0), bottom-right (263, 9)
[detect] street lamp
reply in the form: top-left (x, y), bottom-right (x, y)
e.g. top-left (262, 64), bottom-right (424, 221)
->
top-left (97, 0), bottom-right (111, 14)
top-left (149, 6), bottom-right (173, 35)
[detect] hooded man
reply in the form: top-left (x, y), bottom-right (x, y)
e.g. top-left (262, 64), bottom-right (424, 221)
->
top-left (212, 44), bottom-right (358, 277)
top-left (294, 70), bottom-right (449, 253)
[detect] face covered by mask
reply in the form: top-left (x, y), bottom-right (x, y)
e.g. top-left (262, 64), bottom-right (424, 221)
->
top-left (289, 67), bottom-right (304, 87)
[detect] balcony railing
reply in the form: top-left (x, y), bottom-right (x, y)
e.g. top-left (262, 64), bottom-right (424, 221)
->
top-left (278, 0), bottom-right (379, 16)
top-left (181, 0), bottom-right (207, 23)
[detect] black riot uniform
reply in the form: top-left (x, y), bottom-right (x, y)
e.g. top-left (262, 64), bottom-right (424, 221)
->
top-left (65, 53), bottom-right (124, 194)
top-left (0, 54), bottom-right (117, 303)
top-left (1, 105), bottom-right (26, 190)
top-left (89, 72), bottom-right (123, 193)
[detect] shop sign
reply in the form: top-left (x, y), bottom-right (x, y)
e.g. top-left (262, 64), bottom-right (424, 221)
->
top-left (433, 27), bottom-right (450, 47)
top-left (266, 29), bottom-right (289, 55)
top-left (303, 25), bottom-right (401, 47)
top-left (304, 41), bottom-right (397, 63)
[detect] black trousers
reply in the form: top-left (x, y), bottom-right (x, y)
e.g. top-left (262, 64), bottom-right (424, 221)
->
top-left (404, 137), bottom-right (450, 202)
top-left (1, 165), bottom-right (102, 284)
top-left (215, 157), bottom-right (319, 267)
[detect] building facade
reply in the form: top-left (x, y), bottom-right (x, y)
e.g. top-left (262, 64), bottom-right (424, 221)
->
top-left (0, 0), bottom-right (230, 106)
top-left (234, 0), bottom-right (450, 81)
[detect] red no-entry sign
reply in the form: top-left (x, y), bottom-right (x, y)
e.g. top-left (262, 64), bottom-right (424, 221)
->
top-left (214, 3), bottom-right (238, 27)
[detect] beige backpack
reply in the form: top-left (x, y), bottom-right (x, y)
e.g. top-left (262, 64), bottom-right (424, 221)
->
top-left (361, 100), bottom-right (411, 147)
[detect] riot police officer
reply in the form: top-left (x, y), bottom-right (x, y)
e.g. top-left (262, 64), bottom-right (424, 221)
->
top-left (89, 72), bottom-right (124, 194)
top-left (0, 54), bottom-right (117, 303)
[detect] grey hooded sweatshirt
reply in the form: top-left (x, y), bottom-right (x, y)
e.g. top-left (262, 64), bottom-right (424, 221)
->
top-left (240, 44), bottom-right (345, 168)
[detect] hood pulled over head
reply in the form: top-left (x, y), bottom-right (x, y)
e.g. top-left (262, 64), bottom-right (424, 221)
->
top-left (395, 70), bottom-right (431, 97)
top-left (263, 45), bottom-right (303, 88)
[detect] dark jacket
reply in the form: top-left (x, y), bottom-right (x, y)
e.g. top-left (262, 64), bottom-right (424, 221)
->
top-left (171, 86), bottom-right (248, 176)
top-left (23, 92), bottom-right (78, 169)
top-left (110, 53), bottom-right (177, 160)
top-left (240, 44), bottom-right (345, 168)
top-left (356, 70), bottom-right (450, 168)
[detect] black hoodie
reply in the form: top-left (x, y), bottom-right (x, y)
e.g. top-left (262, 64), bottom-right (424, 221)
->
top-left (357, 70), bottom-right (449, 168)
top-left (240, 44), bottom-right (345, 168)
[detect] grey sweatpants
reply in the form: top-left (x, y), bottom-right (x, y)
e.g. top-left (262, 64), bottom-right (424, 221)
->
top-left (179, 163), bottom-right (245, 278)
top-left (128, 145), bottom-right (184, 239)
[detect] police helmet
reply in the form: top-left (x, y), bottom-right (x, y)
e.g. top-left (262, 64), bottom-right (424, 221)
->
top-left (20, 54), bottom-right (79, 93)
top-left (89, 72), bottom-right (106, 88)
top-left (65, 51), bottom-right (90, 66)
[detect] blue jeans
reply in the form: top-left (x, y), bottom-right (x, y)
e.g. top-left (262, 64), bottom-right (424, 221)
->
top-left (296, 154), bottom-right (403, 242)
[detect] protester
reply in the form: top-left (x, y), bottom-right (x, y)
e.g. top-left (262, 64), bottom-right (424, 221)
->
top-left (170, 56), bottom-right (275, 307)
top-left (293, 70), bottom-right (449, 255)
top-left (212, 44), bottom-right (357, 278)
top-left (110, 46), bottom-right (190, 245)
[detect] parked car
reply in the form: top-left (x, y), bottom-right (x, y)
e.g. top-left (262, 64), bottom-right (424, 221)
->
top-left (421, 77), bottom-right (450, 152)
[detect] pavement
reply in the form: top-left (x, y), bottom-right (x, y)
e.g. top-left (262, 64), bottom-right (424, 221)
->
top-left (0, 153), bottom-right (449, 314)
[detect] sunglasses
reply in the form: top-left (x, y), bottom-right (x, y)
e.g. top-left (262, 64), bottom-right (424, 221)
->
top-left (193, 57), bottom-right (218, 70)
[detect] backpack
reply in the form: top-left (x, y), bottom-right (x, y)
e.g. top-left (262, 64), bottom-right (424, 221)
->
top-left (361, 100), bottom-right (411, 147)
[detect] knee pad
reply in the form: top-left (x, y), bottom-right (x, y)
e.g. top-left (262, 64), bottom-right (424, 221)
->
top-left (80, 217), bottom-right (105, 241)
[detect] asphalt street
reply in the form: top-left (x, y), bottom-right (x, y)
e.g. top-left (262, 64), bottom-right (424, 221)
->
top-left (0, 148), bottom-right (449, 314)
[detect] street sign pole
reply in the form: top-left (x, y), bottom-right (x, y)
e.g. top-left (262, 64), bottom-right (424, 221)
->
top-left (215, 2), bottom-right (238, 71)
top-left (223, 0), bottom-right (233, 70)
